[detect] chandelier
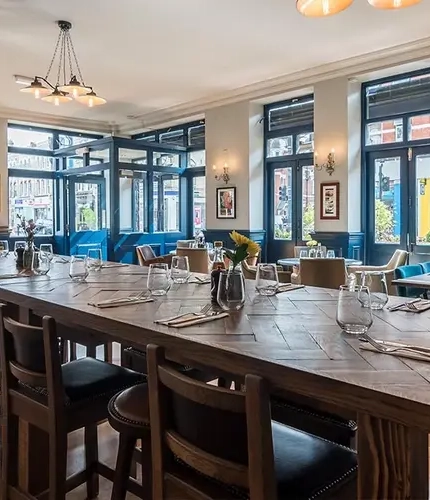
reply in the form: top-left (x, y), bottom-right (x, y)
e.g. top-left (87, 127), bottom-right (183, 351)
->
top-left (297, 0), bottom-right (421, 16)
top-left (20, 21), bottom-right (106, 107)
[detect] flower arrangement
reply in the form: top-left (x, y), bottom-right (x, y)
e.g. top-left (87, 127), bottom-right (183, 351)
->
top-left (16, 215), bottom-right (37, 245)
top-left (306, 239), bottom-right (319, 248)
top-left (224, 231), bottom-right (260, 268)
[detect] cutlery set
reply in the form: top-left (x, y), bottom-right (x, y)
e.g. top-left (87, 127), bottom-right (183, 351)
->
top-left (359, 335), bottom-right (430, 362)
top-left (155, 303), bottom-right (228, 328)
top-left (388, 298), bottom-right (430, 312)
top-left (89, 291), bottom-right (153, 309)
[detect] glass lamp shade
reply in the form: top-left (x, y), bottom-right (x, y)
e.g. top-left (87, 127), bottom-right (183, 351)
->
top-left (20, 78), bottom-right (51, 99)
top-left (58, 76), bottom-right (91, 98)
top-left (75, 90), bottom-right (107, 107)
top-left (367, 0), bottom-right (420, 8)
top-left (41, 87), bottom-right (73, 106)
top-left (296, 0), bottom-right (353, 16)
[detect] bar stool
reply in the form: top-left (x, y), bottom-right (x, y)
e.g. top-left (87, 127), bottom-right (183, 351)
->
top-left (0, 306), bottom-right (146, 500)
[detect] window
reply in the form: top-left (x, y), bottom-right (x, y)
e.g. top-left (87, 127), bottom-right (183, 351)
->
top-left (160, 129), bottom-right (184, 147)
top-left (8, 153), bottom-right (54, 171)
top-left (409, 114), bottom-right (430, 141)
top-left (57, 134), bottom-right (98, 148)
top-left (153, 174), bottom-right (180, 232)
top-left (273, 168), bottom-right (292, 239)
top-left (302, 166), bottom-right (315, 240)
top-left (296, 132), bottom-right (314, 154)
top-left (75, 183), bottom-right (101, 231)
top-left (65, 157), bottom-right (84, 169)
top-left (267, 136), bottom-right (293, 157)
top-left (193, 177), bottom-right (206, 230)
top-left (153, 152), bottom-right (180, 167)
top-left (365, 119), bottom-right (403, 146)
top-left (268, 98), bottom-right (314, 131)
top-left (188, 150), bottom-right (205, 167)
top-left (119, 171), bottom-right (147, 232)
top-left (188, 124), bottom-right (205, 148)
top-left (9, 177), bottom-right (54, 236)
top-left (8, 128), bottom-right (53, 150)
top-left (138, 135), bottom-right (156, 143)
top-left (118, 148), bottom-right (147, 164)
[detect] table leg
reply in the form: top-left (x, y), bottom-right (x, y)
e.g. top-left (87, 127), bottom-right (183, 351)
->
top-left (358, 413), bottom-right (428, 499)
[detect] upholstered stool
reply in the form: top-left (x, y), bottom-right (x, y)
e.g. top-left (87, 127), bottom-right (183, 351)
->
top-left (108, 383), bottom-right (151, 500)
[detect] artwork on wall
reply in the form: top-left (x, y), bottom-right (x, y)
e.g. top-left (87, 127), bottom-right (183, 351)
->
top-left (216, 186), bottom-right (236, 219)
top-left (320, 182), bottom-right (340, 220)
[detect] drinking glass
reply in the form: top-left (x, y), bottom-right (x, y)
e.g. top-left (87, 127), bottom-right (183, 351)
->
top-left (171, 256), bottom-right (190, 284)
top-left (308, 248), bottom-right (316, 258)
top-left (336, 285), bottom-right (373, 335)
top-left (326, 250), bottom-right (335, 259)
top-left (14, 241), bottom-right (26, 257)
top-left (32, 251), bottom-right (50, 275)
top-left (87, 248), bottom-right (102, 271)
top-left (69, 255), bottom-right (89, 283)
top-left (217, 268), bottom-right (245, 311)
top-left (39, 243), bottom-right (54, 262)
top-left (147, 263), bottom-right (170, 296)
top-left (358, 271), bottom-right (388, 310)
top-left (255, 264), bottom-right (279, 296)
top-left (0, 240), bottom-right (9, 258)
top-left (299, 250), bottom-right (307, 258)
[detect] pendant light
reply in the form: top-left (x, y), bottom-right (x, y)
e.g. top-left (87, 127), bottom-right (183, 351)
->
top-left (296, 0), bottom-right (353, 16)
top-left (19, 20), bottom-right (106, 107)
top-left (367, 0), bottom-right (421, 8)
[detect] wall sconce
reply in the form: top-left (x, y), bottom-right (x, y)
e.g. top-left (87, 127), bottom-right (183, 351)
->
top-left (213, 149), bottom-right (231, 184)
top-left (315, 149), bottom-right (336, 176)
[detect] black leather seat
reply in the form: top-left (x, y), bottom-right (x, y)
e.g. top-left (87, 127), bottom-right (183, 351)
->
top-left (108, 382), bottom-right (149, 428)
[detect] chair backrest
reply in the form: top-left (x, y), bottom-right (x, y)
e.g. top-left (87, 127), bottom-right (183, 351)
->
top-left (176, 240), bottom-right (195, 249)
top-left (136, 245), bottom-right (156, 265)
top-left (0, 305), bottom-right (63, 412)
top-left (394, 264), bottom-right (423, 297)
top-left (294, 246), bottom-right (327, 257)
top-left (420, 261), bottom-right (430, 274)
top-left (387, 249), bottom-right (409, 269)
top-left (176, 248), bottom-right (209, 274)
top-left (241, 260), bottom-right (291, 284)
top-left (299, 258), bottom-right (347, 289)
top-left (147, 344), bottom-right (276, 500)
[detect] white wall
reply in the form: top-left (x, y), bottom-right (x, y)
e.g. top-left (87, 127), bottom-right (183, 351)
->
top-left (0, 119), bottom-right (8, 229)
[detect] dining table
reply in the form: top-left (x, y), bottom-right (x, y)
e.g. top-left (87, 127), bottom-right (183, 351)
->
top-left (277, 257), bottom-right (363, 268)
top-left (1, 254), bottom-right (430, 499)
top-left (392, 273), bottom-right (430, 290)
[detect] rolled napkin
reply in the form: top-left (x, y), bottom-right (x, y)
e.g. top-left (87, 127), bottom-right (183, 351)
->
top-left (188, 275), bottom-right (211, 284)
top-left (276, 284), bottom-right (305, 294)
top-left (359, 343), bottom-right (430, 363)
top-left (169, 312), bottom-right (229, 328)
top-left (101, 263), bottom-right (129, 269)
top-left (391, 298), bottom-right (430, 313)
top-left (88, 296), bottom-right (153, 309)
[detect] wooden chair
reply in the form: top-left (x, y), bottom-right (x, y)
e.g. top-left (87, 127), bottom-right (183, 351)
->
top-left (299, 258), bottom-right (348, 289)
top-left (147, 344), bottom-right (357, 500)
top-left (176, 247), bottom-right (209, 274)
top-left (0, 306), bottom-right (146, 500)
top-left (136, 244), bottom-right (173, 267)
top-left (241, 260), bottom-right (291, 283)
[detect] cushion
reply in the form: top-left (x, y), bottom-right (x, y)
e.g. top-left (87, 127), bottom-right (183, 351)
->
top-left (109, 382), bottom-right (149, 427)
top-left (420, 261), bottom-right (430, 274)
top-left (394, 265), bottom-right (423, 297)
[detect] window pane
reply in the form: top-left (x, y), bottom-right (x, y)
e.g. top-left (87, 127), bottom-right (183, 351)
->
top-left (416, 153), bottom-right (430, 244)
top-left (153, 152), bottom-right (179, 167)
top-left (8, 128), bottom-right (53, 150)
top-left (118, 148), bottom-right (147, 164)
top-left (274, 168), bottom-right (292, 239)
top-left (193, 177), bottom-right (206, 230)
top-left (267, 136), bottom-right (293, 157)
top-left (188, 150), bottom-right (205, 167)
top-left (302, 166), bottom-right (315, 240)
top-left (296, 132), bottom-right (314, 154)
top-left (75, 183), bottom-right (101, 231)
top-left (268, 98), bottom-right (314, 131)
top-left (65, 157), bottom-right (84, 169)
top-left (9, 177), bottom-right (54, 236)
top-left (159, 130), bottom-right (184, 146)
top-left (374, 157), bottom-right (401, 243)
top-left (188, 125), bottom-right (205, 148)
top-left (163, 176), bottom-right (179, 232)
top-left (138, 135), bottom-right (156, 143)
top-left (57, 134), bottom-right (98, 148)
top-left (409, 114), bottom-right (430, 141)
top-left (366, 119), bottom-right (403, 146)
top-left (8, 153), bottom-right (54, 171)
top-left (119, 171), bottom-right (147, 232)
top-left (90, 149), bottom-right (109, 164)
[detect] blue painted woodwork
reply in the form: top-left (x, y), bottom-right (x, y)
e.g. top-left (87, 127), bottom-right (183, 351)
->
top-left (204, 229), bottom-right (266, 261)
top-left (394, 264), bottom-right (424, 297)
top-left (310, 232), bottom-right (365, 261)
top-left (69, 230), bottom-right (108, 260)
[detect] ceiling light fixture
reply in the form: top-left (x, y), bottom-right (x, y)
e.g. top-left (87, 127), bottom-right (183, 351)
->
top-left (19, 20), bottom-right (106, 107)
top-left (297, 0), bottom-right (420, 16)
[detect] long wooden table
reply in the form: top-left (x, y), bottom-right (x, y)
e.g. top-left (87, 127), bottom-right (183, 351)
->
top-left (1, 255), bottom-right (430, 499)
top-left (393, 273), bottom-right (430, 290)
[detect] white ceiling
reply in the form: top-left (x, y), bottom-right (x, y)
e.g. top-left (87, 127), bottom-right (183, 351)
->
top-left (1, 0), bottom-right (430, 133)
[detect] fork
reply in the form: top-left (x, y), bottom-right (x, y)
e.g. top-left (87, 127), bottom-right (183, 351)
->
top-left (388, 298), bottom-right (421, 311)
top-left (359, 334), bottom-right (430, 356)
top-left (155, 303), bottom-right (212, 325)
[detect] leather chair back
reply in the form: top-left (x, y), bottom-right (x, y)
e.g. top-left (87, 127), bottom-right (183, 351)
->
top-left (387, 249), bottom-right (408, 269)
top-left (394, 264), bottom-right (423, 297)
top-left (176, 248), bottom-right (209, 274)
top-left (299, 258), bottom-right (347, 289)
top-left (176, 240), bottom-right (195, 249)
top-left (136, 245), bottom-right (156, 266)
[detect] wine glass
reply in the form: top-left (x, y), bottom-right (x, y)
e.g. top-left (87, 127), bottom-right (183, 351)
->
top-left (326, 250), bottom-right (336, 259)
top-left (32, 251), bottom-right (50, 275)
top-left (336, 285), bottom-right (373, 335)
top-left (255, 264), bottom-right (279, 296)
top-left (358, 271), bottom-right (389, 310)
top-left (147, 263), bottom-right (170, 296)
top-left (87, 248), bottom-right (102, 271)
top-left (39, 243), bottom-right (54, 262)
top-left (171, 256), bottom-right (190, 284)
top-left (69, 255), bottom-right (89, 283)
top-left (0, 240), bottom-right (9, 258)
top-left (299, 250), bottom-right (308, 258)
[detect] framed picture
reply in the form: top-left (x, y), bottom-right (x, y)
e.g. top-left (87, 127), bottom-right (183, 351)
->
top-left (216, 186), bottom-right (236, 219)
top-left (320, 182), bottom-right (340, 220)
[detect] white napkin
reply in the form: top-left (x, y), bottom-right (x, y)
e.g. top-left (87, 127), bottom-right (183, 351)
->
top-left (88, 296), bottom-right (153, 309)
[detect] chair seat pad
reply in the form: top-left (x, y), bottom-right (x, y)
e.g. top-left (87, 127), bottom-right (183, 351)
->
top-left (109, 382), bottom-right (149, 426)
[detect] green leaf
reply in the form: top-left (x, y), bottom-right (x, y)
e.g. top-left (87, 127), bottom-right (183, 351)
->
top-left (223, 249), bottom-right (235, 262)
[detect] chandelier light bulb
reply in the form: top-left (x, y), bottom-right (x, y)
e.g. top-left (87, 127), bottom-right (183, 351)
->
top-left (75, 90), bottom-right (106, 107)
top-left (296, 0), bottom-right (354, 16)
top-left (54, 96), bottom-right (60, 106)
top-left (34, 88), bottom-right (40, 99)
top-left (367, 0), bottom-right (421, 8)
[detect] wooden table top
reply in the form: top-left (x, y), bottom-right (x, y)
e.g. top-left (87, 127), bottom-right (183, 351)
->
top-left (392, 273), bottom-right (430, 289)
top-left (2, 256), bottom-right (430, 431)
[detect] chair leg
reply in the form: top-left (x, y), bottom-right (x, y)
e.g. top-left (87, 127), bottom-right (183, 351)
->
top-left (140, 432), bottom-right (152, 497)
top-left (84, 424), bottom-right (99, 499)
top-left (49, 425), bottom-right (67, 500)
top-left (104, 342), bottom-right (113, 363)
top-left (111, 434), bottom-right (136, 500)
top-left (1, 414), bottom-right (19, 498)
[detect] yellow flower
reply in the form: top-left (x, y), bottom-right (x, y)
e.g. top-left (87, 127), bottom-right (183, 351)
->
top-left (229, 231), bottom-right (260, 257)
top-left (247, 240), bottom-right (260, 257)
top-left (306, 240), bottom-right (318, 247)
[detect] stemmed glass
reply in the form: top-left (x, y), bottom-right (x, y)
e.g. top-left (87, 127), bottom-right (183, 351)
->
top-left (87, 248), bottom-right (102, 271)
top-left (39, 243), bottom-right (54, 262)
top-left (255, 264), bottom-right (279, 296)
top-left (358, 271), bottom-right (389, 310)
top-left (0, 240), bottom-right (9, 258)
top-left (147, 263), bottom-right (170, 296)
top-left (336, 285), bottom-right (373, 335)
top-left (69, 255), bottom-right (89, 283)
top-left (171, 256), bottom-right (190, 284)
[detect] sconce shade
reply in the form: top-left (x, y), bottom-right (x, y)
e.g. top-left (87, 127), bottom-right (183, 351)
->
top-left (367, 0), bottom-right (420, 7)
top-left (296, 0), bottom-right (353, 16)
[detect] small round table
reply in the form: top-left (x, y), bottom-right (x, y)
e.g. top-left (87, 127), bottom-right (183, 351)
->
top-left (277, 257), bottom-right (362, 269)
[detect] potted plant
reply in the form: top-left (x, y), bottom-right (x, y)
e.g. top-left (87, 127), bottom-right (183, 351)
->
top-left (16, 215), bottom-right (38, 270)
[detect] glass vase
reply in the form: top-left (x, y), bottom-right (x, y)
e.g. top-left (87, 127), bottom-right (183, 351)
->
top-left (217, 265), bottom-right (245, 311)
top-left (23, 242), bottom-right (35, 271)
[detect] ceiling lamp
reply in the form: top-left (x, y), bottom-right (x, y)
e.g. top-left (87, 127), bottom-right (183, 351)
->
top-left (367, 0), bottom-right (421, 8)
top-left (296, 0), bottom-right (353, 16)
top-left (20, 20), bottom-right (106, 107)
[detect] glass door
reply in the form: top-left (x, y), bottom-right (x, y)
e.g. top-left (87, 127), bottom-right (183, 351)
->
top-left (267, 159), bottom-right (315, 262)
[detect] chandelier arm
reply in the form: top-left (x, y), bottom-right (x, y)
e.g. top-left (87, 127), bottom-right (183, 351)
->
top-left (55, 30), bottom-right (65, 86)
top-left (62, 32), bottom-right (67, 86)
top-left (68, 34), bottom-right (86, 86)
top-left (35, 77), bottom-right (56, 90)
top-left (44, 30), bottom-right (62, 81)
top-left (65, 33), bottom-right (74, 81)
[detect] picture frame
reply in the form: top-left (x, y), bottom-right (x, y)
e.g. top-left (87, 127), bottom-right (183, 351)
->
top-left (216, 186), bottom-right (236, 219)
top-left (320, 182), bottom-right (340, 220)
